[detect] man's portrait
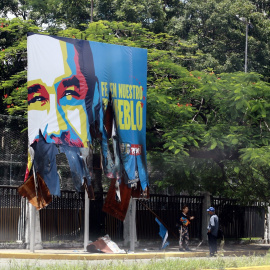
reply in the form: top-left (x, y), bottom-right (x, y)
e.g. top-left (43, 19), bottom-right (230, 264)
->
top-left (27, 34), bottom-right (101, 147)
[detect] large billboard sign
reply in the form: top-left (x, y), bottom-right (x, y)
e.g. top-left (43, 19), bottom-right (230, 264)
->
top-left (27, 33), bottom-right (148, 196)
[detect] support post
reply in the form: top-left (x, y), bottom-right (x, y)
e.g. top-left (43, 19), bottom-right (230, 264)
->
top-left (17, 198), bottom-right (26, 243)
top-left (130, 198), bottom-right (136, 252)
top-left (265, 206), bottom-right (270, 244)
top-left (201, 192), bottom-right (211, 242)
top-left (29, 164), bottom-right (37, 252)
top-left (268, 207), bottom-right (270, 244)
top-left (84, 189), bottom-right (90, 251)
top-left (29, 202), bottom-right (36, 252)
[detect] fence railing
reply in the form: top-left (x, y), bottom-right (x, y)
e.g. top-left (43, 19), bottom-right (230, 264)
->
top-left (0, 114), bottom-right (28, 187)
top-left (136, 195), bottom-right (203, 240)
top-left (0, 186), bottom-right (25, 242)
top-left (212, 197), bottom-right (265, 239)
top-left (0, 187), bottom-right (123, 242)
top-left (40, 191), bottom-right (123, 242)
top-left (0, 186), bottom-right (266, 243)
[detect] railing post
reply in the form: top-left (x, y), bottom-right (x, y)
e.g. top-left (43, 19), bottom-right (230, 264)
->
top-left (84, 189), bottom-right (90, 251)
top-left (27, 165), bottom-right (43, 251)
top-left (265, 206), bottom-right (270, 243)
top-left (17, 197), bottom-right (26, 243)
top-left (29, 202), bottom-right (36, 252)
top-left (123, 198), bottom-right (138, 251)
top-left (201, 192), bottom-right (211, 242)
top-left (130, 198), bottom-right (136, 252)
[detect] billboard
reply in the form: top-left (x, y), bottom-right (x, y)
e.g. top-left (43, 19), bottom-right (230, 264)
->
top-left (27, 33), bottom-right (148, 195)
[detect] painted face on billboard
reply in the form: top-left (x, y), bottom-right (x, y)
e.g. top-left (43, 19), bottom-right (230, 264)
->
top-left (28, 36), bottom-right (91, 147)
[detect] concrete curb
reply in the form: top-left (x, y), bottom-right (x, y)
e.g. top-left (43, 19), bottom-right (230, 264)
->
top-left (0, 249), bottom-right (267, 261)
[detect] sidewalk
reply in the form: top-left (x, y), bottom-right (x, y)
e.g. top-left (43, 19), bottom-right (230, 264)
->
top-left (0, 242), bottom-right (268, 261)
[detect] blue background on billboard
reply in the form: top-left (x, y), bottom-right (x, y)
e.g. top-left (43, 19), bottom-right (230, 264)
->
top-left (90, 41), bottom-right (148, 190)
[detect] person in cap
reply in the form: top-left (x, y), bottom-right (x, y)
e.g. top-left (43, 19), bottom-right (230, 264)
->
top-left (207, 206), bottom-right (219, 256)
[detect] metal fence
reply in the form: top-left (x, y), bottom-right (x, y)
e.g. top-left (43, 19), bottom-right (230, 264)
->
top-left (212, 197), bottom-right (265, 239)
top-left (0, 114), bottom-right (27, 186)
top-left (136, 195), bottom-right (203, 240)
top-left (0, 186), bottom-right (266, 243)
top-left (0, 187), bottom-right (123, 242)
top-left (40, 191), bottom-right (123, 242)
top-left (0, 186), bottom-right (25, 242)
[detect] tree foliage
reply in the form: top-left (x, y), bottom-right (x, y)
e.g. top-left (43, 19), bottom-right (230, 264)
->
top-left (166, 0), bottom-right (270, 78)
top-left (0, 17), bottom-right (39, 116)
top-left (0, 0), bottom-right (91, 29)
top-left (1, 1), bottom-right (270, 203)
top-left (2, 0), bottom-right (270, 76)
top-left (148, 68), bottom-right (270, 203)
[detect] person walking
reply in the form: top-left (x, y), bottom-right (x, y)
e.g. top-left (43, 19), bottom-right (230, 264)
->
top-left (178, 205), bottom-right (194, 251)
top-left (207, 206), bottom-right (219, 256)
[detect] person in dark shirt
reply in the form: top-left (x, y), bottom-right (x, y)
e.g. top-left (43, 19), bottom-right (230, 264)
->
top-left (178, 205), bottom-right (194, 251)
top-left (207, 206), bottom-right (219, 256)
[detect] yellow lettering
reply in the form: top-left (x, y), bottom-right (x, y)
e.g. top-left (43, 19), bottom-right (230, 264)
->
top-left (133, 85), bottom-right (136, 99)
top-left (139, 86), bottom-right (143, 100)
top-left (129, 85), bottom-right (133, 99)
top-left (119, 84), bottom-right (134, 99)
top-left (136, 86), bottom-right (139, 99)
top-left (135, 86), bottom-right (143, 100)
top-left (110, 83), bottom-right (117, 98)
top-left (118, 99), bottom-right (125, 130)
top-left (118, 84), bottom-right (123, 98)
top-left (136, 101), bottom-right (143, 131)
top-left (123, 100), bottom-right (131, 130)
top-left (123, 85), bottom-right (127, 99)
top-left (102, 98), bottom-right (108, 109)
top-left (113, 99), bottom-right (119, 126)
top-left (130, 101), bottom-right (137, 130)
top-left (101, 82), bottom-right (108, 97)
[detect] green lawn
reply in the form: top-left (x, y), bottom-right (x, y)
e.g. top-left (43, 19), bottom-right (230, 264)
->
top-left (2, 254), bottom-right (270, 270)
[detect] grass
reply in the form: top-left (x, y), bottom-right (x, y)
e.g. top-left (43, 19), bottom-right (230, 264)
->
top-left (1, 254), bottom-right (270, 270)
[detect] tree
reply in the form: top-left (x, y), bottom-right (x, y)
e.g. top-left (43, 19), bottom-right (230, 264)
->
top-left (0, 17), bottom-right (39, 115)
top-left (2, 18), bottom-right (270, 203)
top-left (91, 0), bottom-right (270, 79)
top-left (168, 0), bottom-right (270, 78)
top-left (94, 0), bottom-right (118, 21)
top-left (0, 0), bottom-right (92, 29)
top-left (2, 0), bottom-right (270, 80)
top-left (0, 0), bottom-right (29, 20)
top-left (148, 68), bottom-right (270, 203)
